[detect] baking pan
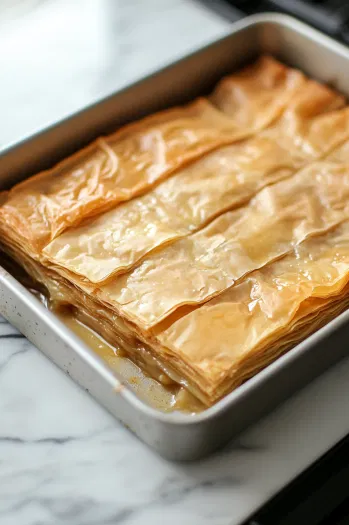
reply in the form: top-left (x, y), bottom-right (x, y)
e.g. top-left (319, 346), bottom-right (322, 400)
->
top-left (2, 13), bottom-right (349, 461)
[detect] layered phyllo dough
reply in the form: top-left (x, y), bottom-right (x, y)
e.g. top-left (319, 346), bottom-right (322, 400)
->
top-left (2, 56), bottom-right (349, 406)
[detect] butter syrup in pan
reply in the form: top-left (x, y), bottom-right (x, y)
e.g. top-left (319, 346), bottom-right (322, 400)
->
top-left (0, 250), bottom-right (204, 414)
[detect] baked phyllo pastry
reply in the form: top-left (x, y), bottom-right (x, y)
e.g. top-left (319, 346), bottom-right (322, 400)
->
top-left (2, 56), bottom-right (349, 407)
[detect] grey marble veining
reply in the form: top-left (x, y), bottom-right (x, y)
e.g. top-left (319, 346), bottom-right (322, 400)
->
top-left (2, 1), bottom-right (349, 525)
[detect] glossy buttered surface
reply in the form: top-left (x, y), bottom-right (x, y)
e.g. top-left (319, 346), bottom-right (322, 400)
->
top-left (97, 161), bottom-right (349, 327)
top-left (3, 56), bottom-right (349, 406)
top-left (156, 222), bottom-right (349, 401)
top-left (0, 57), bottom-right (306, 252)
top-left (43, 105), bottom-right (349, 284)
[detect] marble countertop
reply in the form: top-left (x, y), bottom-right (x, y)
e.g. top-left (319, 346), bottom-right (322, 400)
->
top-left (2, 1), bottom-right (349, 524)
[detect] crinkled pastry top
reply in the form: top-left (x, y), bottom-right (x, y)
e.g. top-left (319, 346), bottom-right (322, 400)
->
top-left (2, 55), bottom-right (349, 405)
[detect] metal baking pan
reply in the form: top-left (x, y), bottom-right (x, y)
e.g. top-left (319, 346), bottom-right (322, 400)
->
top-left (2, 13), bottom-right (349, 461)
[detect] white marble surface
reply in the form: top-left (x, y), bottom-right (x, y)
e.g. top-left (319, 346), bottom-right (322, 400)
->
top-left (2, 1), bottom-right (349, 524)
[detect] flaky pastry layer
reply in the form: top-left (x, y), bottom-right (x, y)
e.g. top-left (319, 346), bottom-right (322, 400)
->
top-left (3, 56), bottom-right (349, 406)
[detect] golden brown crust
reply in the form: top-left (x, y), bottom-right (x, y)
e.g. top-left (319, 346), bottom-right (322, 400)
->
top-left (155, 222), bottom-right (349, 402)
top-left (3, 56), bottom-right (349, 406)
top-left (0, 56), bottom-right (307, 252)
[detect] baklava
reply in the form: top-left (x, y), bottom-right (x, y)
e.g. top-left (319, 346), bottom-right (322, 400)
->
top-left (3, 56), bottom-right (349, 407)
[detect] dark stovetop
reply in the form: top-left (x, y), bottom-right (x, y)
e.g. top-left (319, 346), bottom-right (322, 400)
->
top-left (246, 433), bottom-right (349, 524)
top-left (197, 2), bottom-right (349, 524)
top-left (198, 0), bottom-right (349, 45)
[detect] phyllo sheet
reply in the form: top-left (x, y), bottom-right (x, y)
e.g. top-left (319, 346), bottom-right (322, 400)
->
top-left (43, 91), bottom-right (349, 284)
top-left (0, 56), bottom-right (308, 255)
top-left (96, 160), bottom-right (349, 328)
top-left (3, 56), bottom-right (349, 408)
top-left (154, 221), bottom-right (349, 403)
